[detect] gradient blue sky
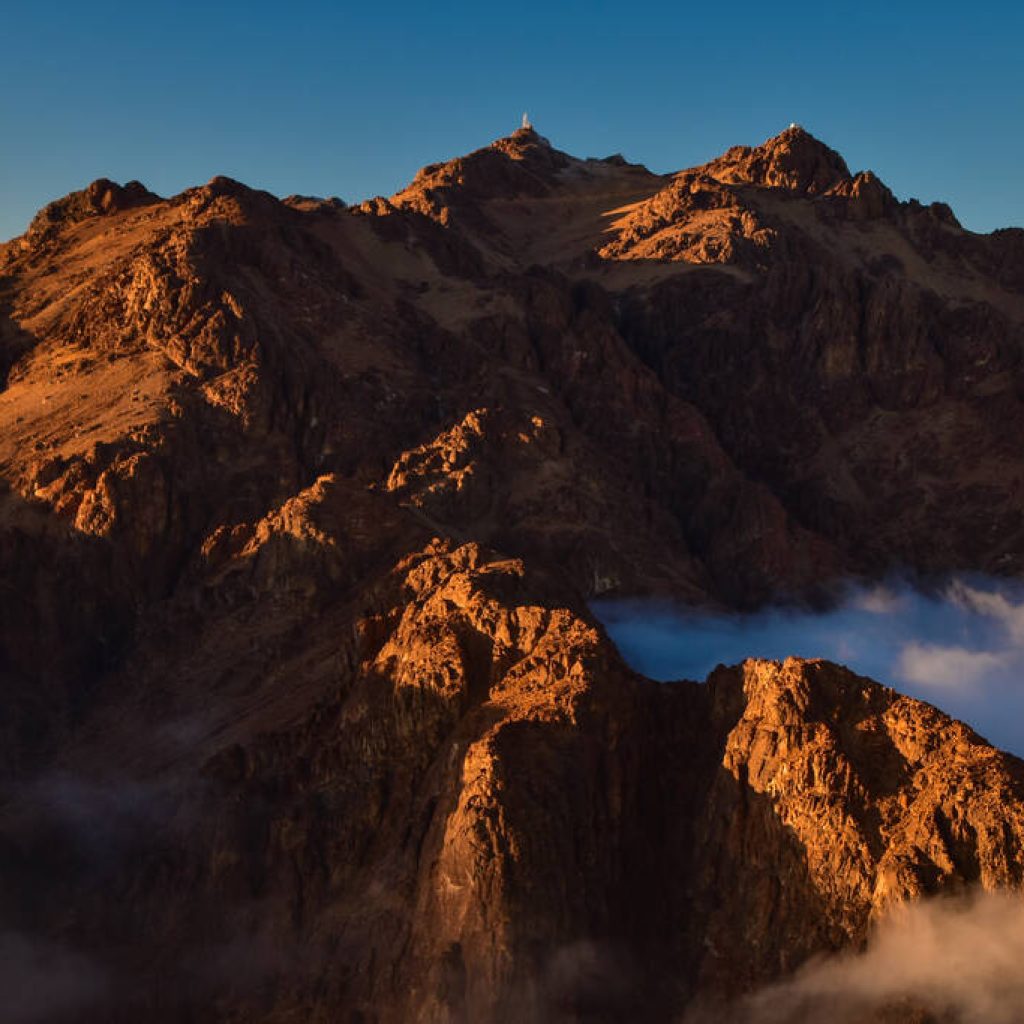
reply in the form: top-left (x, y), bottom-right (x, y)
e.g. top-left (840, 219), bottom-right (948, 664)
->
top-left (2, 1), bottom-right (1022, 242)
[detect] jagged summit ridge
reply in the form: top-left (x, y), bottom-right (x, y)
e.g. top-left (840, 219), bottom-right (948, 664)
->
top-left (1, 123), bottom-right (955, 266)
top-left (389, 121), bottom-right (878, 217)
top-left (387, 120), bottom-right (659, 233)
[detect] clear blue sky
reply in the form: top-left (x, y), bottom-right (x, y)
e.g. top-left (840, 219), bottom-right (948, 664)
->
top-left (2, 1), bottom-right (1022, 242)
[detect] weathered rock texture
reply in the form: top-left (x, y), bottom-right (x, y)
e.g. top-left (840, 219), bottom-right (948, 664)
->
top-left (2, 125), bottom-right (1024, 1022)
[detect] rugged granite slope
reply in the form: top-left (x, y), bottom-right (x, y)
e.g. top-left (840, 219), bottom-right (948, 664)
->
top-left (2, 125), bottom-right (1024, 1021)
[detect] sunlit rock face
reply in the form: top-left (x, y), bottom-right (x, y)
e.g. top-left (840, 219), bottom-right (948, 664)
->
top-left (3, 125), bottom-right (1024, 1021)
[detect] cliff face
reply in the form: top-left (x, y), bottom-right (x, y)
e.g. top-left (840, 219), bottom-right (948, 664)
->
top-left (608, 128), bottom-right (1024, 577)
top-left (3, 126), bottom-right (1024, 1021)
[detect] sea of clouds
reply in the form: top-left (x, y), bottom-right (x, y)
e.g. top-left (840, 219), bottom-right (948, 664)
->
top-left (595, 576), bottom-right (1024, 757)
top-left (691, 890), bottom-right (1024, 1024)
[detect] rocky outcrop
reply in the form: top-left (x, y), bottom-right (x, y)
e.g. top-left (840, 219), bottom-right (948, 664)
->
top-left (14, 178), bottom-right (160, 253)
top-left (3, 124), bottom-right (1024, 1021)
top-left (691, 660), bottom-right (1024, 988)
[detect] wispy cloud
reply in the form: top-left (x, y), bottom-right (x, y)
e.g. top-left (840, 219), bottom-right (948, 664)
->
top-left (734, 890), bottom-right (1024, 1024)
top-left (851, 585), bottom-right (907, 615)
top-left (948, 579), bottom-right (1024, 641)
top-left (896, 641), bottom-right (1005, 690)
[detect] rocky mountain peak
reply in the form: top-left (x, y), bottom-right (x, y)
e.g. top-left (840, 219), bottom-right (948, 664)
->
top-left (387, 125), bottom-right (578, 235)
top-left (502, 124), bottom-right (552, 149)
top-left (705, 123), bottom-right (853, 194)
top-left (18, 177), bottom-right (159, 249)
top-left (398, 127), bottom-right (571, 201)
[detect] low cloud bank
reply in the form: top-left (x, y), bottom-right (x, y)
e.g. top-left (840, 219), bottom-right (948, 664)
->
top-left (595, 576), bottom-right (1024, 755)
top-left (725, 890), bottom-right (1024, 1024)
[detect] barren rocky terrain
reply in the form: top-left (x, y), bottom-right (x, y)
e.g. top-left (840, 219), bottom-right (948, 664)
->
top-left (3, 125), bottom-right (1024, 1021)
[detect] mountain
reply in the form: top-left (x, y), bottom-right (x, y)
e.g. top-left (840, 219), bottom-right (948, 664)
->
top-left (2, 125), bottom-right (1024, 1021)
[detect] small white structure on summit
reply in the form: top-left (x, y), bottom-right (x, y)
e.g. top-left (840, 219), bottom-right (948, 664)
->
top-left (789, 122), bottom-right (801, 130)
top-left (522, 112), bottom-right (532, 130)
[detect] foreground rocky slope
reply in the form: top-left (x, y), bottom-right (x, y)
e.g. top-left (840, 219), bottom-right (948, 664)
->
top-left (2, 125), bottom-right (1024, 1021)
